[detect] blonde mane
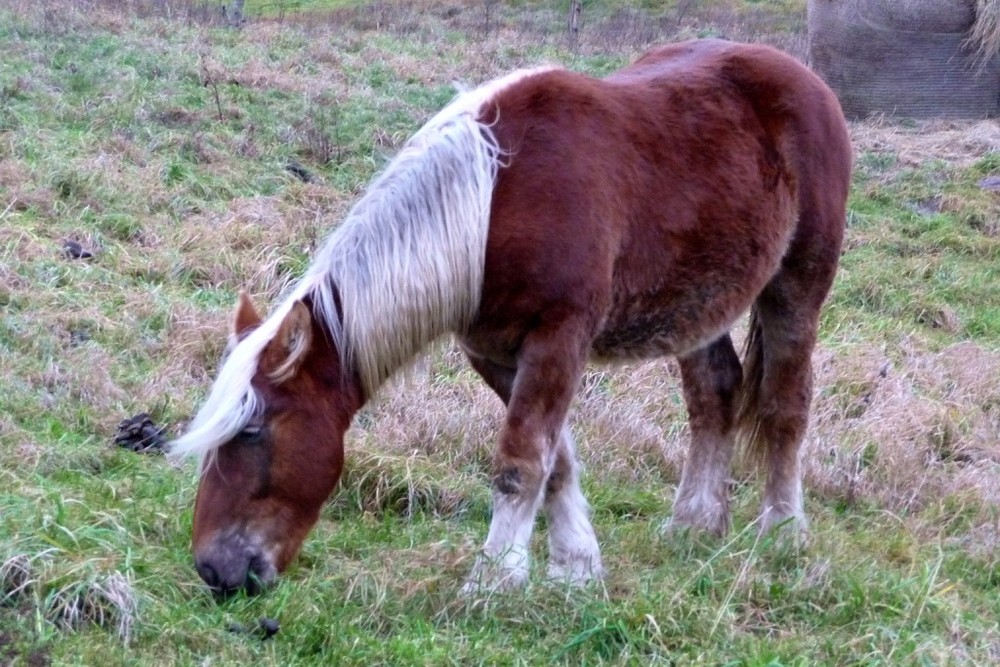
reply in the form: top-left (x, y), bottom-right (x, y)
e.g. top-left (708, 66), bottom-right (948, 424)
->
top-left (168, 67), bottom-right (555, 464)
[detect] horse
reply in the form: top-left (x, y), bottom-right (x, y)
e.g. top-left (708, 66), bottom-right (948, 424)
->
top-left (168, 38), bottom-right (852, 596)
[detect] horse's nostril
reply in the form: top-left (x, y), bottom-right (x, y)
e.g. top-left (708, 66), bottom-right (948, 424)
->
top-left (196, 560), bottom-right (221, 590)
top-left (244, 555), bottom-right (269, 596)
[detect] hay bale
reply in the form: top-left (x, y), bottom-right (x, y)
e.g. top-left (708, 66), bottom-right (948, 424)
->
top-left (967, 0), bottom-right (1000, 64)
top-left (808, 0), bottom-right (1000, 119)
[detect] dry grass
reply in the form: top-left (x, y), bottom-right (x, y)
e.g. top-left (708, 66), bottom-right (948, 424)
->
top-left (2, 551), bottom-right (139, 644)
top-left (807, 342), bottom-right (1000, 514)
top-left (851, 117), bottom-right (1000, 169)
top-left (344, 336), bottom-right (1000, 534)
top-left (968, 0), bottom-right (1000, 62)
top-left (353, 347), bottom-right (687, 487)
top-left (45, 570), bottom-right (139, 644)
top-left (0, 555), bottom-right (34, 603)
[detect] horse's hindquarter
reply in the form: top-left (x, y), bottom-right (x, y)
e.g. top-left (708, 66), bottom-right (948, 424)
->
top-left (467, 40), bottom-right (847, 364)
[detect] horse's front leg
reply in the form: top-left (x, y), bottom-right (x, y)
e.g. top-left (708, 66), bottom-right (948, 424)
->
top-left (543, 426), bottom-right (603, 584)
top-left (463, 348), bottom-right (603, 591)
top-left (461, 321), bottom-right (590, 594)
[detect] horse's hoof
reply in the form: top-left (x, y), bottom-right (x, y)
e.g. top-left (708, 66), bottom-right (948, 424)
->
top-left (545, 558), bottom-right (604, 587)
top-left (659, 515), bottom-right (728, 539)
top-left (459, 562), bottom-right (529, 596)
top-left (759, 514), bottom-right (809, 549)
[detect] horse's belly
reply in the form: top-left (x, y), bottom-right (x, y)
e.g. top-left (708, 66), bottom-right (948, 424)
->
top-left (590, 260), bottom-right (770, 361)
top-left (591, 303), bottom-right (740, 360)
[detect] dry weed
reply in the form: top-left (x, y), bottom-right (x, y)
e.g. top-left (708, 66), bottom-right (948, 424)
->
top-left (0, 554), bottom-right (34, 603)
top-left (46, 571), bottom-right (139, 644)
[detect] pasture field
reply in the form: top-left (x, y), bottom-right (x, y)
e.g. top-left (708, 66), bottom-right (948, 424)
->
top-left (2, 1), bottom-right (1000, 664)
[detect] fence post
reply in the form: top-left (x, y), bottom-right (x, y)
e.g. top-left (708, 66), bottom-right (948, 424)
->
top-left (567, 0), bottom-right (582, 50)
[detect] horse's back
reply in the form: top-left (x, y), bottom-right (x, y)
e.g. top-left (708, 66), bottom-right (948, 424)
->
top-left (468, 40), bottom-right (850, 363)
top-left (619, 39), bottom-right (852, 242)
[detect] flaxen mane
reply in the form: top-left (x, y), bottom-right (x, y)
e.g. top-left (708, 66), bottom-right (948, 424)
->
top-left (169, 67), bottom-right (553, 464)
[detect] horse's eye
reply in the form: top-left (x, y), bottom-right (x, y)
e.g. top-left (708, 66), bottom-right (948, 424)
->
top-left (239, 425), bottom-right (263, 440)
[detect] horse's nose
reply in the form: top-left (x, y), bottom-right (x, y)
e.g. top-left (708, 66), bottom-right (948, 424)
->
top-left (195, 548), bottom-right (273, 597)
top-left (196, 556), bottom-right (245, 596)
top-left (195, 555), bottom-right (256, 597)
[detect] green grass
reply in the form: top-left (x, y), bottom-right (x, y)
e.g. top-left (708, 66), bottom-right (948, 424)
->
top-left (2, 1), bottom-right (1000, 665)
top-left (826, 156), bottom-right (1000, 348)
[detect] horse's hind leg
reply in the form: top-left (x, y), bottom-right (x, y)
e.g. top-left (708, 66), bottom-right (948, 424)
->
top-left (461, 323), bottom-right (595, 591)
top-left (740, 263), bottom-right (836, 536)
top-left (666, 335), bottom-right (742, 536)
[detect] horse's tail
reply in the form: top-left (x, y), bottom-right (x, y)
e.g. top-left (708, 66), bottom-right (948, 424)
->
top-left (735, 305), bottom-right (767, 467)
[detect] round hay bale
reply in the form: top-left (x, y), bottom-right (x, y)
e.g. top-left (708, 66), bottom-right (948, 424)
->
top-left (808, 0), bottom-right (1000, 119)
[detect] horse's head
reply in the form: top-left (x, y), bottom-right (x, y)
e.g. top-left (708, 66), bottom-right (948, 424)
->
top-left (189, 293), bottom-right (362, 596)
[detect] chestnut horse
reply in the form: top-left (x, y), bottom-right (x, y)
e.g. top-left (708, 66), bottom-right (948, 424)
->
top-left (169, 39), bottom-right (851, 595)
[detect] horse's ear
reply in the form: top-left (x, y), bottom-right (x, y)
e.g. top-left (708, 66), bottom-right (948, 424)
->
top-left (234, 291), bottom-right (263, 337)
top-left (259, 300), bottom-right (313, 383)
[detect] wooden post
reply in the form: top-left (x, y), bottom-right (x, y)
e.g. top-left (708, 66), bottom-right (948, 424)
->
top-left (568, 0), bottom-right (582, 51)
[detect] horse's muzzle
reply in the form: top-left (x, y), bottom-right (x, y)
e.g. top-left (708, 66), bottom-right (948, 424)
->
top-left (195, 537), bottom-right (276, 597)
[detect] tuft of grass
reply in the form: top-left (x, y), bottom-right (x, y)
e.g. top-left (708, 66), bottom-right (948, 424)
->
top-left (331, 450), bottom-right (488, 520)
top-left (45, 570), bottom-right (139, 644)
top-left (0, 554), bottom-right (34, 603)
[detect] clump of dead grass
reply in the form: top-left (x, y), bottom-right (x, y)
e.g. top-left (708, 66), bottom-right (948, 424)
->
top-left (334, 450), bottom-right (480, 519)
top-left (851, 117), bottom-right (1000, 169)
top-left (967, 0), bottom-right (1000, 64)
top-left (0, 160), bottom-right (58, 219)
top-left (349, 346), bottom-right (502, 469)
top-left (1, 554), bottom-right (34, 604)
top-left (45, 570), bottom-right (139, 644)
top-left (806, 341), bottom-right (1000, 514)
top-left (162, 191), bottom-right (324, 298)
top-left (0, 418), bottom-right (46, 470)
top-left (573, 360), bottom-right (688, 485)
top-left (160, 302), bottom-right (229, 386)
top-left (1, 550), bottom-right (138, 644)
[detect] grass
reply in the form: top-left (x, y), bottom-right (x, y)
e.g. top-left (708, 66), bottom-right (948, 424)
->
top-left (2, 0), bottom-right (1000, 664)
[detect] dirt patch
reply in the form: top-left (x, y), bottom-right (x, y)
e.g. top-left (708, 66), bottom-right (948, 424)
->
top-left (0, 625), bottom-right (50, 667)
